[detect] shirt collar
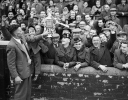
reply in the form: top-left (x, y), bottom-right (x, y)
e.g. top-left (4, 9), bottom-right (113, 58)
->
top-left (13, 37), bottom-right (21, 44)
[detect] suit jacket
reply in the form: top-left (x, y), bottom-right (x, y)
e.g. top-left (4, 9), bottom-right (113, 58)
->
top-left (90, 44), bottom-right (112, 69)
top-left (117, 4), bottom-right (128, 16)
top-left (113, 49), bottom-right (128, 69)
top-left (6, 37), bottom-right (31, 79)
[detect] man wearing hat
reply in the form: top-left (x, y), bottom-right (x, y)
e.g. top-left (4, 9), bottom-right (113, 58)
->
top-left (16, 13), bottom-right (24, 25)
top-left (108, 7), bottom-right (120, 25)
top-left (73, 37), bottom-right (90, 71)
top-left (111, 31), bottom-right (127, 54)
top-left (6, 24), bottom-right (32, 100)
top-left (55, 32), bottom-right (76, 70)
top-left (113, 40), bottom-right (128, 69)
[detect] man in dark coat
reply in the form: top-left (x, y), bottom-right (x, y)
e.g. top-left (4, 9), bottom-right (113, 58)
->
top-left (73, 37), bottom-right (90, 71)
top-left (55, 32), bottom-right (76, 70)
top-left (90, 35), bottom-right (112, 72)
top-left (113, 40), bottom-right (128, 69)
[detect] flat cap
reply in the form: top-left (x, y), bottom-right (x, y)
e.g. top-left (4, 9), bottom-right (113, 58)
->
top-left (74, 37), bottom-right (82, 43)
top-left (117, 31), bottom-right (127, 36)
top-left (110, 8), bottom-right (117, 11)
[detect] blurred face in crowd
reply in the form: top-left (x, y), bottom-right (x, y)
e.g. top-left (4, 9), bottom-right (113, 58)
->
top-left (121, 43), bottom-right (128, 54)
top-left (60, 0), bottom-right (63, 3)
top-left (106, 0), bottom-right (112, 4)
top-left (17, 15), bottom-right (22, 21)
top-left (49, 0), bottom-right (54, 6)
top-left (22, 3), bottom-right (26, 9)
top-left (40, 11), bottom-right (46, 18)
top-left (33, 18), bottom-right (38, 25)
top-left (98, 20), bottom-right (104, 27)
top-left (9, 5), bottom-right (13, 10)
top-left (104, 5), bottom-right (110, 11)
top-left (99, 33), bottom-right (107, 42)
top-left (35, 25), bottom-right (41, 34)
top-left (73, 5), bottom-right (79, 12)
top-left (74, 41), bottom-right (83, 50)
top-left (70, 11), bottom-right (76, 18)
top-left (110, 10), bottom-right (116, 16)
top-left (8, 12), bottom-right (14, 19)
top-left (52, 37), bottom-right (60, 44)
top-left (55, 7), bottom-right (59, 13)
top-left (62, 37), bottom-right (70, 45)
top-left (85, 15), bottom-right (91, 23)
top-left (29, 27), bottom-right (36, 34)
top-left (76, 15), bottom-right (82, 22)
top-left (13, 27), bottom-right (23, 39)
top-left (90, 30), bottom-right (97, 38)
top-left (63, 7), bottom-right (69, 14)
top-left (79, 21), bottom-right (86, 29)
top-left (121, 0), bottom-right (126, 4)
top-left (31, 7), bottom-right (36, 14)
top-left (55, 12), bottom-right (60, 19)
top-left (10, 20), bottom-right (17, 25)
top-left (104, 30), bottom-right (111, 39)
top-left (84, 25), bottom-right (91, 35)
top-left (92, 36), bottom-right (101, 48)
top-left (96, 0), bottom-right (101, 7)
top-left (21, 23), bottom-right (26, 31)
top-left (117, 35), bottom-right (127, 42)
top-left (34, 0), bottom-right (39, 3)
top-left (20, 9), bottom-right (25, 16)
top-left (83, 2), bottom-right (88, 8)
top-left (16, 4), bottom-right (20, 9)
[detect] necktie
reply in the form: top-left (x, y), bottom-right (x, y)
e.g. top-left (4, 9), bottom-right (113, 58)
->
top-left (21, 40), bottom-right (31, 64)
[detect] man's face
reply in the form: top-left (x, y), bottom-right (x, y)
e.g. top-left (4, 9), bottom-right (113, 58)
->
top-left (40, 11), bottom-right (46, 18)
top-left (14, 27), bottom-right (23, 39)
top-left (74, 41), bottom-right (83, 50)
top-left (106, 0), bottom-right (112, 4)
top-left (104, 31), bottom-right (110, 38)
top-left (35, 25), bottom-right (41, 34)
top-left (90, 30), bottom-right (97, 37)
top-left (110, 11), bottom-right (116, 16)
top-left (99, 34), bottom-right (107, 42)
top-left (117, 35), bottom-right (127, 42)
top-left (121, 0), bottom-right (126, 4)
top-left (92, 36), bottom-right (101, 47)
top-left (10, 20), bottom-right (17, 25)
top-left (70, 11), bottom-right (75, 18)
top-left (121, 43), bottom-right (128, 54)
top-left (8, 12), bottom-right (14, 19)
top-left (85, 15), bottom-right (91, 22)
top-left (84, 25), bottom-right (91, 35)
top-left (33, 18), bottom-right (38, 25)
top-left (98, 20), bottom-right (104, 27)
top-left (61, 38), bottom-right (70, 45)
top-left (79, 22), bottom-right (86, 29)
top-left (104, 5), bottom-right (110, 11)
top-left (76, 15), bottom-right (81, 22)
top-left (29, 27), bottom-right (36, 34)
top-left (73, 5), bottom-right (78, 11)
top-left (52, 37), bottom-right (59, 44)
top-left (17, 15), bottom-right (22, 21)
top-left (83, 2), bottom-right (88, 7)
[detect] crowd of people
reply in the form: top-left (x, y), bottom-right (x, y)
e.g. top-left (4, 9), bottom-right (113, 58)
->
top-left (1, 0), bottom-right (128, 100)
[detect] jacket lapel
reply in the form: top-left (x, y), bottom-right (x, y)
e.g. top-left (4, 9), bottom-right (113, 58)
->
top-left (11, 38), bottom-right (26, 54)
top-left (98, 46), bottom-right (105, 61)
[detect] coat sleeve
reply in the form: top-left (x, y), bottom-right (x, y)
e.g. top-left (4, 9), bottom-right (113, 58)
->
top-left (90, 49), bottom-right (100, 69)
top-left (1, 26), bottom-right (12, 41)
top-left (69, 49), bottom-right (77, 68)
top-left (113, 50), bottom-right (124, 69)
top-left (25, 34), bottom-right (43, 42)
top-left (55, 51), bottom-right (65, 67)
top-left (80, 49), bottom-right (90, 67)
top-left (6, 45), bottom-right (18, 79)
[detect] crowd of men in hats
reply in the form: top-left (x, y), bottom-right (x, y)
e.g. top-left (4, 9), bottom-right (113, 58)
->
top-left (1, 0), bottom-right (128, 99)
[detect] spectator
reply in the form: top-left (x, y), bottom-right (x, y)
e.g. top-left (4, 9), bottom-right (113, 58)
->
top-left (73, 37), bottom-right (90, 71)
top-left (113, 40), bottom-right (128, 69)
